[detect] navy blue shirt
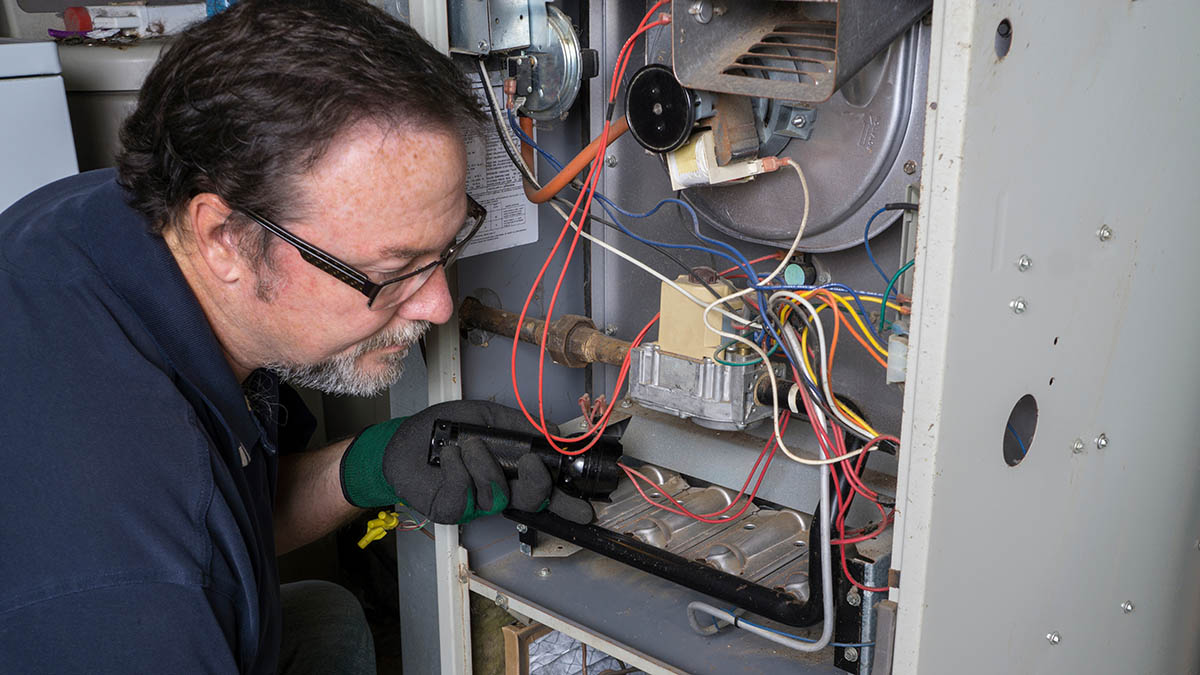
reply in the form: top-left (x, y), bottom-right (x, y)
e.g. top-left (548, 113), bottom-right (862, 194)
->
top-left (0, 170), bottom-right (312, 673)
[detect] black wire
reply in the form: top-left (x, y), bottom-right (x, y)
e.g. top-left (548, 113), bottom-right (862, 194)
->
top-left (883, 202), bottom-right (919, 211)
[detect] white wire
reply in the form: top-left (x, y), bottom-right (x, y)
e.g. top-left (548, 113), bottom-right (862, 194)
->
top-left (755, 161), bottom-right (811, 287)
top-left (487, 69), bottom-right (753, 331)
top-left (772, 292), bottom-right (875, 440)
top-left (693, 162), bottom-right (861, 466)
top-left (548, 202), bottom-right (751, 328)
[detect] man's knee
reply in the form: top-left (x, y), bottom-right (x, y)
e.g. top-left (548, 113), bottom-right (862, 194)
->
top-left (279, 580), bottom-right (375, 675)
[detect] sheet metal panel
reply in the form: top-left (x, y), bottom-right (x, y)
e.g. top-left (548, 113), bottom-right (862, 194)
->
top-left (894, 1), bottom-right (1200, 673)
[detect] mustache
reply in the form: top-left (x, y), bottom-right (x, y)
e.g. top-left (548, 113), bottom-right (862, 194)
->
top-left (352, 320), bottom-right (431, 356)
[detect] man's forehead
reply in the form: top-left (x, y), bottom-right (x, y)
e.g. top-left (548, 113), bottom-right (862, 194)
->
top-left (301, 123), bottom-right (468, 256)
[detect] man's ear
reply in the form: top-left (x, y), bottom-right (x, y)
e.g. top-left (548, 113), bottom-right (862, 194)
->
top-left (183, 192), bottom-right (247, 284)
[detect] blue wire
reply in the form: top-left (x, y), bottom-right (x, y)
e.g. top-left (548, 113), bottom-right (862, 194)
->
top-left (863, 207), bottom-right (894, 288)
top-left (1006, 423), bottom-right (1028, 457)
top-left (509, 111), bottom-right (758, 277)
top-left (512, 113), bottom-right (902, 376)
top-left (717, 610), bottom-right (875, 648)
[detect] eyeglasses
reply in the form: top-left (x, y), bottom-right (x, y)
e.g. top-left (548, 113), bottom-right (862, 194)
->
top-left (241, 195), bottom-right (486, 310)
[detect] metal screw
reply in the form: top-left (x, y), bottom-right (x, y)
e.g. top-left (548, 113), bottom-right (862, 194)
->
top-left (477, 40), bottom-right (489, 51)
top-left (1098, 224), bottom-right (1114, 241)
top-left (1010, 297), bottom-right (1027, 314)
top-left (687, 0), bottom-right (713, 23)
top-left (578, 420), bottom-right (589, 430)
top-left (519, 543), bottom-right (532, 556)
top-left (457, 564), bottom-right (469, 583)
top-left (1121, 601), bottom-right (1135, 614)
top-left (606, 155), bottom-right (618, 168)
top-left (620, 398), bottom-right (632, 408)
top-left (516, 524), bottom-right (528, 534)
top-left (1071, 438), bottom-right (1085, 454)
top-left (1046, 631), bottom-right (1062, 645)
top-left (1017, 255), bottom-right (1033, 272)
top-left (846, 590), bottom-right (862, 607)
top-left (1095, 433), bottom-right (1108, 449)
top-left (537, 567), bottom-right (552, 578)
top-left (494, 594), bottom-right (509, 610)
top-left (903, 159), bottom-right (917, 174)
top-left (604, 324), bottom-right (618, 335)
top-left (844, 647), bottom-right (859, 662)
top-left (791, 114), bottom-right (807, 128)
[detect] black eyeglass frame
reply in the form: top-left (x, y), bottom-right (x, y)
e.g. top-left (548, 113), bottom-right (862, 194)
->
top-left (241, 195), bottom-right (486, 308)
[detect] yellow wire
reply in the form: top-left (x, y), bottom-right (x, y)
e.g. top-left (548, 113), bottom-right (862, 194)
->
top-left (798, 322), bottom-right (881, 438)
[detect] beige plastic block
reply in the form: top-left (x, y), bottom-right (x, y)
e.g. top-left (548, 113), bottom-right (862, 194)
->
top-left (657, 275), bottom-right (743, 360)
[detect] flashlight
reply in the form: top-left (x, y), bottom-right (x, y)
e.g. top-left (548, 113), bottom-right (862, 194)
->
top-left (428, 419), bottom-right (625, 500)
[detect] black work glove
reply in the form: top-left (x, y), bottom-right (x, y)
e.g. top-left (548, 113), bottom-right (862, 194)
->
top-left (339, 401), bottom-right (593, 524)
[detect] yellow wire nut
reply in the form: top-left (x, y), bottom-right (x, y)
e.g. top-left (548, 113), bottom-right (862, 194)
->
top-left (357, 510), bottom-right (400, 549)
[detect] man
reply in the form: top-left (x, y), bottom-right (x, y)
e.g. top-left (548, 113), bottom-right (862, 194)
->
top-left (0, 0), bottom-right (589, 672)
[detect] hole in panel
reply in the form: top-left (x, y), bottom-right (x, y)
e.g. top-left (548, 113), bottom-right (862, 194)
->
top-left (1004, 394), bottom-right (1038, 466)
top-left (995, 19), bottom-right (1013, 59)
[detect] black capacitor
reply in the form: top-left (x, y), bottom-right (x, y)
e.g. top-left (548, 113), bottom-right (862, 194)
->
top-left (624, 63), bottom-right (697, 153)
top-left (428, 420), bottom-right (625, 500)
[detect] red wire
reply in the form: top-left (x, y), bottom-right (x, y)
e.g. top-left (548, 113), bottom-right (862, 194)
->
top-left (508, 3), bottom-right (670, 454)
top-left (533, 14), bottom-right (672, 445)
top-left (618, 413), bottom-right (788, 524)
top-left (717, 253), bottom-right (784, 277)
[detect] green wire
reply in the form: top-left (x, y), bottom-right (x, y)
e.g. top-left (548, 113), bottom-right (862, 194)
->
top-left (713, 339), bottom-right (779, 367)
top-left (879, 260), bottom-right (915, 334)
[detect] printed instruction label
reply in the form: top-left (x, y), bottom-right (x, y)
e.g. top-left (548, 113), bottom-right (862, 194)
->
top-left (459, 71), bottom-right (538, 259)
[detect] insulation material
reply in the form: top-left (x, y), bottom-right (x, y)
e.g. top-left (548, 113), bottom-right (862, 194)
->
top-left (529, 630), bottom-right (631, 674)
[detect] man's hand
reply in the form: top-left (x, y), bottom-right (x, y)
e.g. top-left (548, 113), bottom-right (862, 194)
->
top-left (339, 401), bottom-right (593, 524)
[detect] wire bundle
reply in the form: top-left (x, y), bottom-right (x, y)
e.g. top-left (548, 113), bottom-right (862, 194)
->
top-left (475, 0), bottom-right (917, 639)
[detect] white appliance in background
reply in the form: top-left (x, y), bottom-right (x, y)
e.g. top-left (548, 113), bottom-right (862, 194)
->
top-left (0, 39), bottom-right (77, 213)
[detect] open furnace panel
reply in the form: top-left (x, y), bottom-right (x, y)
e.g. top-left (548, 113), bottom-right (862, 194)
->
top-left (394, 2), bottom-right (1200, 674)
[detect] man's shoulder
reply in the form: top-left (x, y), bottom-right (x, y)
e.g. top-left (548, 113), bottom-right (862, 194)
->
top-left (0, 169), bottom-right (142, 283)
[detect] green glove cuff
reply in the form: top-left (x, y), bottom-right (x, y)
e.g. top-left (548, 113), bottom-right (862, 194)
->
top-left (456, 482), bottom-right (510, 524)
top-left (340, 417), bottom-right (407, 508)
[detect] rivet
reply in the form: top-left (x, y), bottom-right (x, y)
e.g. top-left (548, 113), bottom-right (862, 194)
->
top-left (846, 590), bottom-right (861, 607)
top-left (606, 155), bottom-right (618, 168)
top-left (1121, 601), bottom-right (1135, 614)
top-left (1017, 255), bottom-right (1033, 271)
top-left (1046, 631), bottom-right (1061, 645)
top-left (1071, 438), bottom-right (1085, 454)
top-left (1010, 297), bottom-right (1027, 314)
top-left (1095, 433), bottom-right (1108, 449)
top-left (903, 160), bottom-right (917, 174)
top-left (537, 567), bottom-right (552, 578)
top-left (1098, 224), bottom-right (1114, 241)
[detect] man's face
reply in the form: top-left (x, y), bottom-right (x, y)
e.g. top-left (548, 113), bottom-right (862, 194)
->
top-left (246, 121), bottom-right (467, 396)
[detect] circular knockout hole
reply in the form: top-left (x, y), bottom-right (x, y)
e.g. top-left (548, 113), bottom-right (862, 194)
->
top-left (995, 19), bottom-right (1013, 59)
top-left (1003, 394), bottom-right (1038, 466)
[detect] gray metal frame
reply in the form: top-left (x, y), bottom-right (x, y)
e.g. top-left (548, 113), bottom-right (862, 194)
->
top-left (892, 1), bottom-right (1200, 673)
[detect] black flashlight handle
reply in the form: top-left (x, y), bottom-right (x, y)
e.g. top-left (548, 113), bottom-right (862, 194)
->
top-left (428, 420), bottom-right (623, 500)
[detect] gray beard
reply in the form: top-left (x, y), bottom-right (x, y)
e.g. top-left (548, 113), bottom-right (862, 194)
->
top-left (265, 320), bottom-right (430, 397)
